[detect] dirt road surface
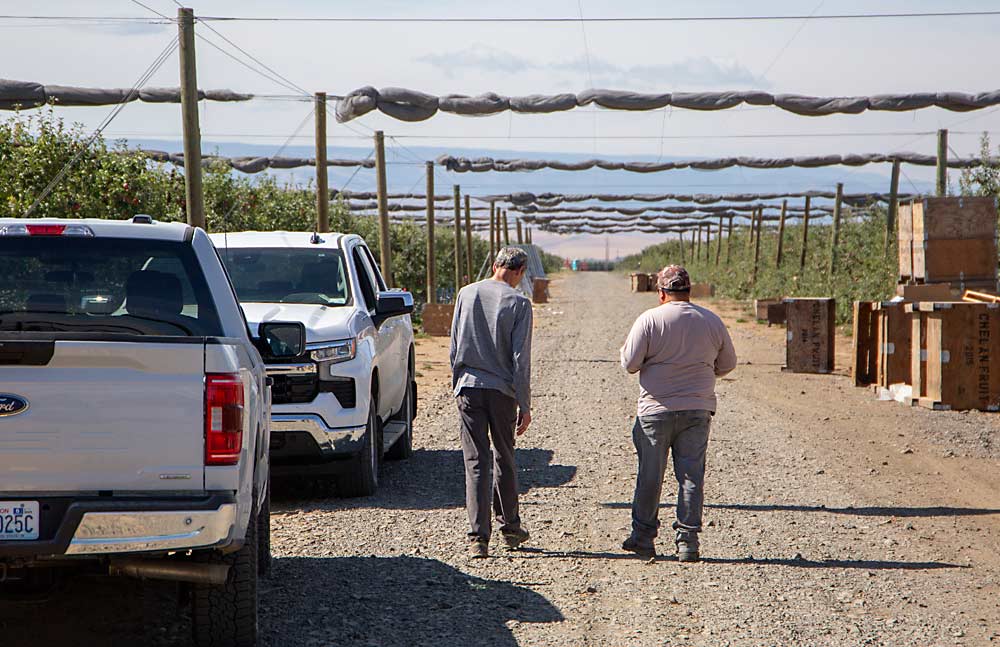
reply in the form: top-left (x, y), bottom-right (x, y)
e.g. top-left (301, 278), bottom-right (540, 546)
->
top-left (4, 271), bottom-right (999, 646)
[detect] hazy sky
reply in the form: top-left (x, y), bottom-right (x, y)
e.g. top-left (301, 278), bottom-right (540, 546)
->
top-left (4, 0), bottom-right (999, 257)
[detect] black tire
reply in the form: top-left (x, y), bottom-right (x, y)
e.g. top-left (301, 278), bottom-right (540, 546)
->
top-left (191, 511), bottom-right (258, 647)
top-left (337, 404), bottom-right (381, 497)
top-left (257, 481), bottom-right (271, 578)
top-left (385, 369), bottom-right (415, 461)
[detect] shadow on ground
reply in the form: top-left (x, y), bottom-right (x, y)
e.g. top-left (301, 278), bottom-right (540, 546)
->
top-left (260, 556), bottom-right (563, 647)
top-left (0, 556), bottom-right (563, 647)
top-left (508, 547), bottom-right (964, 570)
top-left (274, 448), bottom-right (577, 511)
top-left (599, 501), bottom-right (1000, 517)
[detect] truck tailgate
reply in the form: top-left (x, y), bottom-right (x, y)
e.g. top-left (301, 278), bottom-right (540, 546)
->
top-left (0, 341), bottom-right (205, 493)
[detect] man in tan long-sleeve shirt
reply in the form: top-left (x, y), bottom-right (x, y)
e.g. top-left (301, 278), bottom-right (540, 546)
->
top-left (619, 265), bottom-right (737, 562)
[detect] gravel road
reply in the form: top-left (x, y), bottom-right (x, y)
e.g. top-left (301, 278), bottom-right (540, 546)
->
top-left (4, 270), bottom-right (999, 646)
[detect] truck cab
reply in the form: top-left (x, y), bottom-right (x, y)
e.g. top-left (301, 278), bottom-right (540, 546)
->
top-left (211, 231), bottom-right (416, 497)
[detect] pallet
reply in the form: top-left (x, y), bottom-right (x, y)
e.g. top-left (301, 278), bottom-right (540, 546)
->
top-left (904, 301), bottom-right (1000, 411)
top-left (783, 298), bottom-right (836, 374)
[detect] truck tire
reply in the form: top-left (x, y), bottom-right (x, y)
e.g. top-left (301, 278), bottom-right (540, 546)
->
top-left (385, 368), bottom-right (415, 461)
top-left (191, 511), bottom-right (258, 647)
top-left (257, 481), bottom-right (271, 578)
top-left (337, 404), bottom-right (381, 497)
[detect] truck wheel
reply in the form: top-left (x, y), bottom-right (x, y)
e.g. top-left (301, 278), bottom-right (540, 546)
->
top-left (191, 510), bottom-right (258, 647)
top-left (337, 404), bottom-right (380, 497)
top-left (257, 481), bottom-right (271, 578)
top-left (385, 370), bottom-right (415, 461)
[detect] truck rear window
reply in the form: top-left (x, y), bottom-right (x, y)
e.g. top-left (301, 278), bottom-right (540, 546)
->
top-left (0, 238), bottom-right (224, 337)
top-left (220, 248), bottom-right (351, 307)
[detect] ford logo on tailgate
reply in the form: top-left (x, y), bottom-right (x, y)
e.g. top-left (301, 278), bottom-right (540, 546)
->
top-left (0, 394), bottom-right (29, 417)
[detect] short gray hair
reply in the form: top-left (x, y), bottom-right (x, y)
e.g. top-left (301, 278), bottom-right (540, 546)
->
top-left (495, 246), bottom-right (528, 271)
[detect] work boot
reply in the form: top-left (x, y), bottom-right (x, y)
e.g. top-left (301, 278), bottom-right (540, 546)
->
top-left (502, 526), bottom-right (530, 549)
top-left (622, 535), bottom-right (656, 559)
top-left (675, 531), bottom-right (700, 563)
top-left (469, 538), bottom-right (489, 559)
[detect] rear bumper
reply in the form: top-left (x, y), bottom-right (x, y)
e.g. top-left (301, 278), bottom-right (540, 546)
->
top-left (270, 414), bottom-right (366, 466)
top-left (0, 494), bottom-right (237, 559)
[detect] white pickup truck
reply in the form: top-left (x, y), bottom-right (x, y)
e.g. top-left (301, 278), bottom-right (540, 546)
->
top-left (211, 231), bottom-right (416, 497)
top-left (0, 217), bottom-right (305, 647)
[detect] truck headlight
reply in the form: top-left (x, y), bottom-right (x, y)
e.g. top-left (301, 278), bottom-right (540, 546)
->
top-left (310, 339), bottom-right (356, 365)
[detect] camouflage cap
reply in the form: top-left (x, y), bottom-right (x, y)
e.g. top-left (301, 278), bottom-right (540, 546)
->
top-left (657, 265), bottom-right (691, 292)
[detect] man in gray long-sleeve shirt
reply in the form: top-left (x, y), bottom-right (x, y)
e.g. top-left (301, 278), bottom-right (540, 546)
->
top-left (620, 265), bottom-right (737, 562)
top-left (450, 247), bottom-right (533, 558)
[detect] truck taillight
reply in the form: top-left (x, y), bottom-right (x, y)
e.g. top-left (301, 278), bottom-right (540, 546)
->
top-left (205, 373), bottom-right (244, 466)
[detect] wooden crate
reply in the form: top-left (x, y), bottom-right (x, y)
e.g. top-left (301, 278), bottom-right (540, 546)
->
top-left (532, 278), bottom-right (550, 304)
top-left (852, 301), bottom-right (878, 387)
top-left (874, 301), bottom-right (911, 388)
top-left (754, 298), bottom-right (781, 321)
top-left (630, 272), bottom-right (650, 292)
top-left (783, 298), bottom-right (836, 374)
top-left (899, 197), bottom-right (998, 284)
top-left (895, 283), bottom-right (954, 301)
top-left (421, 303), bottom-right (455, 336)
top-left (767, 303), bottom-right (787, 326)
top-left (690, 283), bottom-right (715, 299)
top-left (905, 302), bottom-right (1000, 411)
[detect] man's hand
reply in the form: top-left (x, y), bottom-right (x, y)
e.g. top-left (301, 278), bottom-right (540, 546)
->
top-left (516, 410), bottom-right (532, 436)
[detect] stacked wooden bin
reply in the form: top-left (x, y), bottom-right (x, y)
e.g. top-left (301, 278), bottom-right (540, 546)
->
top-left (852, 196), bottom-right (1000, 410)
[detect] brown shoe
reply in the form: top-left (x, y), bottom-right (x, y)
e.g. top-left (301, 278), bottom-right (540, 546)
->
top-left (502, 527), bottom-right (530, 549)
top-left (469, 538), bottom-right (489, 559)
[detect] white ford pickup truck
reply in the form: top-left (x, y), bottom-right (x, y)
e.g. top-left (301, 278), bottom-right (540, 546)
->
top-left (211, 231), bottom-right (416, 497)
top-left (0, 217), bottom-right (305, 647)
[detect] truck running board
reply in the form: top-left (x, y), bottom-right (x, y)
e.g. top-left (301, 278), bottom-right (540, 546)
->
top-left (382, 421), bottom-right (408, 453)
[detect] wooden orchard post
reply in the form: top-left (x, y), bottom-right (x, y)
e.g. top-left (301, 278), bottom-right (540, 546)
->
top-left (829, 183), bottom-right (843, 274)
top-left (516, 218), bottom-right (523, 244)
top-left (425, 162), bottom-right (436, 303)
top-left (177, 7), bottom-right (205, 229)
top-left (726, 216), bottom-right (734, 264)
top-left (453, 185), bottom-right (463, 292)
top-left (374, 130), bottom-right (393, 287)
top-left (886, 158), bottom-right (901, 253)
top-left (747, 209), bottom-right (756, 251)
top-left (678, 231), bottom-right (686, 264)
top-left (314, 92), bottom-right (330, 233)
top-left (752, 207), bottom-right (763, 284)
top-left (689, 227), bottom-right (696, 259)
top-left (775, 200), bottom-right (787, 267)
top-left (800, 196), bottom-right (811, 271)
top-left (715, 215), bottom-right (723, 265)
top-left (489, 202), bottom-right (496, 263)
top-left (937, 129), bottom-right (948, 196)
top-left (503, 210), bottom-right (511, 245)
top-left (696, 224), bottom-right (702, 260)
top-left (464, 195), bottom-right (473, 283)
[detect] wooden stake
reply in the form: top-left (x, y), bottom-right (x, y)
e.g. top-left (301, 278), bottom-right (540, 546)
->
top-left (886, 158), bottom-right (900, 253)
top-left (800, 196), bottom-right (811, 272)
top-left (503, 210), bottom-right (510, 245)
top-left (177, 7), bottom-right (205, 229)
top-left (829, 182), bottom-right (843, 274)
top-left (715, 215), bottom-right (723, 265)
top-left (425, 162), bottom-right (436, 303)
top-left (775, 200), bottom-right (787, 267)
top-left (751, 207), bottom-right (763, 284)
top-left (936, 129), bottom-right (948, 196)
top-left (453, 185), bottom-right (462, 293)
top-left (696, 224), bottom-right (702, 260)
top-left (489, 202), bottom-right (496, 263)
top-left (464, 194), bottom-right (473, 282)
top-left (726, 216), bottom-right (734, 264)
top-left (516, 218), bottom-right (523, 244)
top-left (747, 210), bottom-right (756, 251)
top-left (679, 231), bottom-right (686, 264)
top-left (373, 131), bottom-right (393, 287)
top-left (689, 226), bottom-right (696, 259)
top-left (314, 92), bottom-right (330, 233)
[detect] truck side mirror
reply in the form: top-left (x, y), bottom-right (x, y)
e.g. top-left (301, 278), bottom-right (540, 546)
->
top-left (258, 321), bottom-right (307, 359)
top-left (373, 291), bottom-right (414, 327)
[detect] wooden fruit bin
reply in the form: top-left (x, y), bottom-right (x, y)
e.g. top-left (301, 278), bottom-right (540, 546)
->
top-left (783, 298), bottom-right (835, 374)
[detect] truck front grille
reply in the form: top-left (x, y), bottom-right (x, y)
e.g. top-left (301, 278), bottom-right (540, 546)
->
top-left (320, 377), bottom-right (356, 408)
top-left (270, 373), bottom-right (317, 405)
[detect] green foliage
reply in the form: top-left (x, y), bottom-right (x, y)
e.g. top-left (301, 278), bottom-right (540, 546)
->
top-left (959, 133), bottom-right (1000, 198)
top-left (620, 210), bottom-right (897, 324)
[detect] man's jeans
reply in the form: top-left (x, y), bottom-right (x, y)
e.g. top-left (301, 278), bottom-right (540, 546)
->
top-left (630, 410), bottom-right (712, 549)
top-left (457, 388), bottom-right (520, 541)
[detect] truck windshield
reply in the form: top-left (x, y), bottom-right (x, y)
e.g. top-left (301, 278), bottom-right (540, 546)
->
top-left (0, 237), bottom-right (224, 336)
top-left (220, 248), bottom-right (351, 306)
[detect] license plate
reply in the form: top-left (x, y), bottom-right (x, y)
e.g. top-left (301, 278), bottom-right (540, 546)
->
top-left (0, 501), bottom-right (39, 540)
